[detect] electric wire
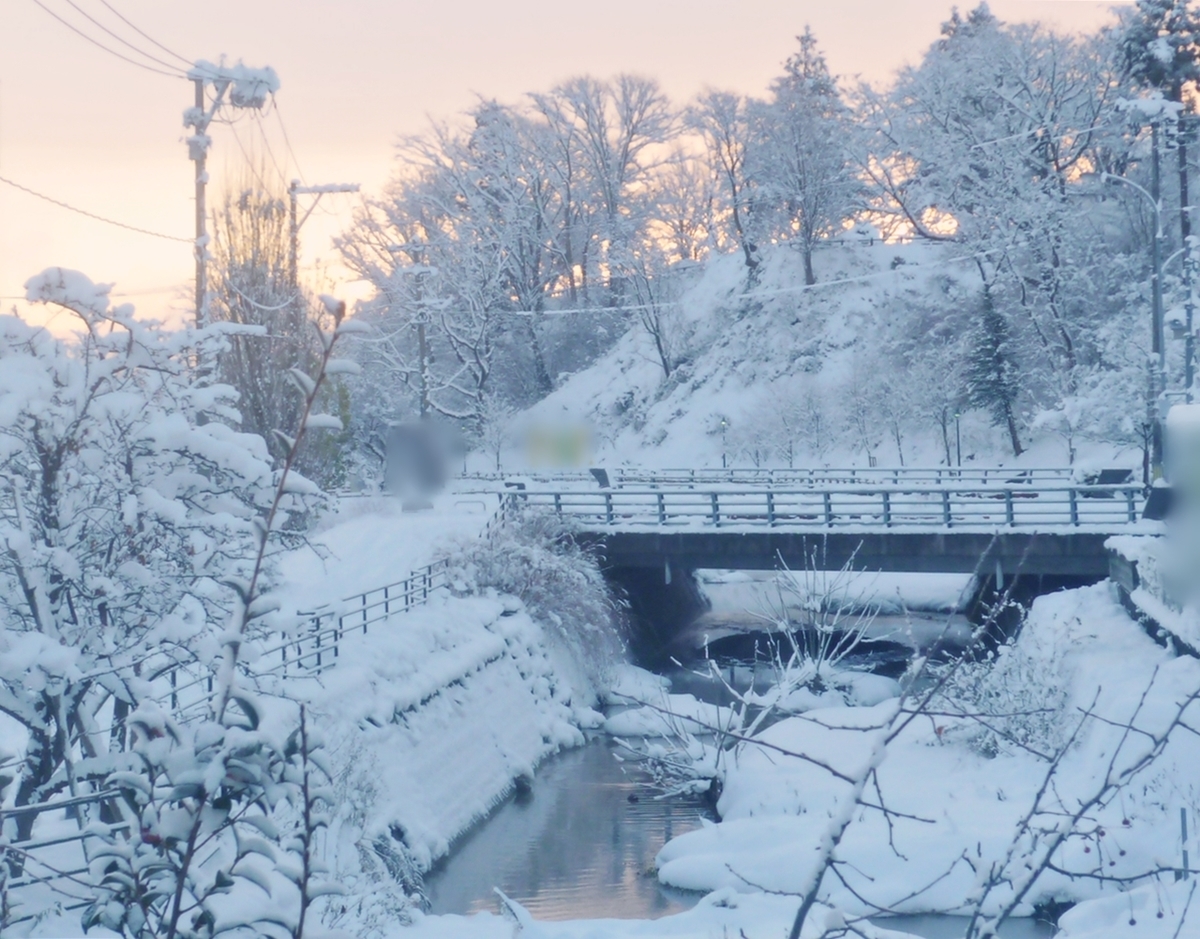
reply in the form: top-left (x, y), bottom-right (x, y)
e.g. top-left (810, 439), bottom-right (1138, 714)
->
top-left (252, 110), bottom-right (289, 187)
top-left (94, 0), bottom-right (192, 66)
top-left (58, 0), bottom-right (188, 73)
top-left (226, 121), bottom-right (278, 194)
top-left (28, 0), bottom-right (185, 79)
top-left (272, 103), bottom-right (308, 185)
top-left (0, 174), bottom-right (192, 243)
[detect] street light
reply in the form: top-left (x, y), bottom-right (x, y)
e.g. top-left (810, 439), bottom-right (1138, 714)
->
top-left (954, 410), bottom-right (962, 471)
top-left (1098, 169), bottom-right (1169, 475)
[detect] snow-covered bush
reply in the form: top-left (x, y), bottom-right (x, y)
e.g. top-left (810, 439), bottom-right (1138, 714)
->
top-left (932, 623), bottom-right (1070, 759)
top-left (445, 508), bottom-right (625, 682)
top-left (0, 270), bottom-right (279, 835)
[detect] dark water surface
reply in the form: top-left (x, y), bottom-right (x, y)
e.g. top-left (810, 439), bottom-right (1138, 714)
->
top-left (424, 739), bottom-right (712, 920)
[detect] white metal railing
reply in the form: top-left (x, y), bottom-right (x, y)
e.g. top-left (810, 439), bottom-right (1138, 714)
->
top-left (460, 466), bottom-right (1108, 490)
top-left (513, 483), bottom-right (1145, 530)
top-left (1, 789), bottom-right (126, 925)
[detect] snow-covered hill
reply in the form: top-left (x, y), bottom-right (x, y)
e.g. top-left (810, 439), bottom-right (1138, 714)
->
top-left (512, 241), bottom-right (1133, 472)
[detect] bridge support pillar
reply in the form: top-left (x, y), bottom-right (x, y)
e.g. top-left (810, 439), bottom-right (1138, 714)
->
top-left (605, 563), bottom-right (711, 668)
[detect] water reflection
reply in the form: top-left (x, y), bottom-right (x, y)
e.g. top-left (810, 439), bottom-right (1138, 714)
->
top-left (424, 739), bottom-right (712, 920)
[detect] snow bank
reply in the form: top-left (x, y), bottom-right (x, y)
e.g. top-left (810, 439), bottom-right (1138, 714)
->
top-left (401, 890), bottom-right (920, 939)
top-left (277, 492), bottom-right (495, 611)
top-left (1056, 878), bottom-right (1198, 937)
top-left (302, 593), bottom-right (594, 875)
top-left (655, 582), bottom-right (1200, 919)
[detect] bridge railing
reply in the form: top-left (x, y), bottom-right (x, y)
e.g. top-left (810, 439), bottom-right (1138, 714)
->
top-left (517, 484), bottom-right (1145, 529)
top-left (462, 466), bottom-right (1094, 489)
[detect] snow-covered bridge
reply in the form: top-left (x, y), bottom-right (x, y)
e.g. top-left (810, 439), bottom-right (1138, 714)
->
top-left (503, 467), bottom-right (1153, 577)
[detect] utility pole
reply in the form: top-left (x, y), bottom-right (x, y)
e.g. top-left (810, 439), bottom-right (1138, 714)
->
top-left (184, 61), bottom-right (279, 330)
top-left (1181, 113), bottom-right (1197, 402)
top-left (288, 181), bottom-right (360, 289)
top-left (1151, 121), bottom-right (1167, 477)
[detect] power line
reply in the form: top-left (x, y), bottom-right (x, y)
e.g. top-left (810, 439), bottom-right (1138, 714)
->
top-left (273, 103), bottom-right (307, 185)
top-left (29, 0), bottom-right (184, 78)
top-left (252, 111), bottom-right (289, 186)
top-left (94, 0), bottom-right (192, 66)
top-left (59, 0), bottom-right (186, 73)
top-left (0, 174), bottom-right (192, 243)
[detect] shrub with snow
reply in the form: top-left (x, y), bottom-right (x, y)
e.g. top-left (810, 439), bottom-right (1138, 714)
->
top-left (445, 509), bottom-right (626, 683)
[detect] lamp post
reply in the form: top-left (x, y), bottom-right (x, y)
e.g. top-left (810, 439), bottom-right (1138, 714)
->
top-left (1100, 167), bottom-right (1168, 477)
top-left (954, 410), bottom-right (962, 471)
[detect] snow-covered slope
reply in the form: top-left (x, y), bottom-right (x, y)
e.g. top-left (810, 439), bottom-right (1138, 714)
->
top-left (514, 242), bottom-right (1130, 471)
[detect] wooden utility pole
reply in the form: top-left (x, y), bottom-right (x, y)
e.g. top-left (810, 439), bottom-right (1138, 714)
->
top-left (184, 61), bottom-right (279, 329)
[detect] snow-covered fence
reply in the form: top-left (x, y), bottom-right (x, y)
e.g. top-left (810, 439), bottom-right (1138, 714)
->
top-left (1, 789), bottom-right (126, 927)
top-left (268, 557), bottom-right (453, 676)
top-left (142, 492), bottom-right (523, 711)
top-left (516, 482), bottom-right (1146, 530)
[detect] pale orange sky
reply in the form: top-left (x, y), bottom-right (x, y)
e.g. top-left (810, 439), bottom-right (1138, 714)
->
top-left (0, 1), bottom-right (1128, 323)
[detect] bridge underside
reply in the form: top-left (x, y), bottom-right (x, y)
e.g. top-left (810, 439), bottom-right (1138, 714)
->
top-left (584, 530), bottom-right (1113, 577)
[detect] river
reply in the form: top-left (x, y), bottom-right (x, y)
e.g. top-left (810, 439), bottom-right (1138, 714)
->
top-left (424, 735), bottom-right (1054, 938)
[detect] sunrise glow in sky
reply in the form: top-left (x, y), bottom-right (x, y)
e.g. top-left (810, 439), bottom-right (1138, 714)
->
top-left (0, 1), bottom-right (1127, 325)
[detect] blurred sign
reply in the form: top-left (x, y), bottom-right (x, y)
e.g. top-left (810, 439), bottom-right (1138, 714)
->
top-left (1166, 404), bottom-right (1200, 602)
top-left (385, 422), bottom-right (454, 501)
top-left (523, 421), bottom-right (593, 469)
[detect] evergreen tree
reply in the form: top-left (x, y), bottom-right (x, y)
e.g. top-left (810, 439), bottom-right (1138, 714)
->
top-left (1120, 0), bottom-right (1200, 95)
top-left (751, 28), bottom-right (860, 285)
top-left (964, 285), bottom-right (1025, 456)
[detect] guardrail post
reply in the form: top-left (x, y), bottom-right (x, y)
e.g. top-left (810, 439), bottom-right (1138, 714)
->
top-left (942, 490), bottom-right (952, 527)
top-left (767, 491), bottom-right (775, 526)
top-left (1069, 488), bottom-right (1079, 526)
top-left (362, 594), bottom-right (368, 634)
top-left (882, 491), bottom-right (891, 527)
top-left (605, 492), bottom-right (614, 524)
top-left (315, 630), bottom-right (322, 670)
top-left (404, 577), bottom-right (411, 610)
top-left (1126, 488), bottom-right (1137, 523)
top-left (384, 585), bottom-right (390, 617)
top-left (554, 493), bottom-right (562, 515)
top-left (657, 492), bottom-right (666, 525)
top-left (335, 616), bottom-right (341, 660)
top-left (1005, 490), bottom-right (1014, 526)
top-left (711, 492), bottom-right (720, 527)
top-left (170, 669), bottom-right (177, 710)
top-left (824, 492), bottom-right (833, 526)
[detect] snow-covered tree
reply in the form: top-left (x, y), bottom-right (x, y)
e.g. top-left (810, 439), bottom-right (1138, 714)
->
top-left (964, 284), bottom-right (1025, 456)
top-left (0, 269), bottom-right (277, 840)
top-left (750, 28), bottom-right (862, 285)
top-left (687, 90), bottom-right (759, 272)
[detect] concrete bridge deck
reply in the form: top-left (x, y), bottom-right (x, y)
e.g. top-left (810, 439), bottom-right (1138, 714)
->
top-left (508, 476), bottom-right (1156, 577)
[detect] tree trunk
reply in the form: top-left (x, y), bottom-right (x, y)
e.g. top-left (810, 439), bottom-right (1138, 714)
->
top-left (1004, 403), bottom-right (1024, 457)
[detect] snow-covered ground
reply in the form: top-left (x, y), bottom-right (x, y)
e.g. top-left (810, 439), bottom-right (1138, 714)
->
top-left (277, 490), bottom-right (504, 611)
top-left (654, 581), bottom-right (1200, 930)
